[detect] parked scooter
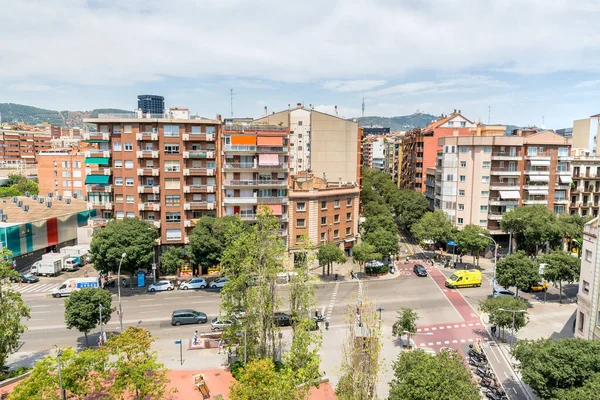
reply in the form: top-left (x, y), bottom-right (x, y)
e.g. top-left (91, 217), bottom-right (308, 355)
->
top-left (468, 358), bottom-right (487, 368)
top-left (485, 389), bottom-right (508, 400)
top-left (474, 367), bottom-right (494, 379)
top-left (479, 376), bottom-right (497, 388)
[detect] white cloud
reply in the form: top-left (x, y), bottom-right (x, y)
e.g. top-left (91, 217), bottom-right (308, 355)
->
top-left (8, 83), bottom-right (53, 92)
top-left (575, 79), bottom-right (600, 88)
top-left (322, 80), bottom-right (386, 92)
top-left (367, 75), bottom-right (514, 97)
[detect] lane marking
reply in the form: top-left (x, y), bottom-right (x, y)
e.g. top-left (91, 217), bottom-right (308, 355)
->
top-left (140, 304), bottom-right (163, 308)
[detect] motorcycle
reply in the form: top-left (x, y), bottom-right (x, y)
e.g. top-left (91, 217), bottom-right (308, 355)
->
top-left (468, 349), bottom-right (487, 361)
top-left (485, 389), bottom-right (507, 400)
top-left (479, 376), bottom-right (497, 388)
top-left (468, 358), bottom-right (486, 368)
top-left (475, 367), bottom-right (494, 379)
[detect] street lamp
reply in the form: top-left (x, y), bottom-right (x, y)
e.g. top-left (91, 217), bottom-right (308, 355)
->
top-left (117, 252), bottom-right (126, 333)
top-left (55, 345), bottom-right (66, 400)
top-left (498, 308), bottom-right (526, 347)
top-left (99, 303), bottom-right (104, 345)
top-left (479, 234), bottom-right (497, 294)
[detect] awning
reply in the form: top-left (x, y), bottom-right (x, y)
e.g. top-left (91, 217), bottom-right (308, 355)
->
top-left (230, 135), bottom-right (256, 145)
top-left (258, 154), bottom-right (280, 166)
top-left (85, 175), bottom-right (110, 184)
top-left (344, 238), bottom-right (356, 243)
top-left (499, 191), bottom-right (521, 199)
top-left (257, 136), bottom-right (283, 146)
top-left (267, 204), bottom-right (282, 215)
top-left (530, 160), bottom-right (551, 166)
top-left (85, 157), bottom-right (110, 165)
top-left (85, 140), bottom-right (109, 143)
top-left (528, 175), bottom-right (549, 182)
top-left (560, 175), bottom-right (573, 184)
top-left (527, 189), bottom-right (549, 195)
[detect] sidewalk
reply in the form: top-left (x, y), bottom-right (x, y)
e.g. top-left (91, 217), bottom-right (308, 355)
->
top-left (308, 258), bottom-right (401, 284)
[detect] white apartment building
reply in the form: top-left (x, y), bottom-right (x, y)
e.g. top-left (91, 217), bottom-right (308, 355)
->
top-left (573, 113), bottom-right (600, 155)
top-left (570, 147), bottom-right (600, 218)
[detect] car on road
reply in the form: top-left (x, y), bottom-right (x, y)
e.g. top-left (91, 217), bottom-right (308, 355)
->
top-left (274, 313), bottom-right (293, 327)
top-left (171, 309), bottom-right (208, 326)
top-left (521, 281), bottom-right (548, 292)
top-left (10, 273), bottom-right (39, 283)
top-left (211, 317), bottom-right (233, 331)
top-left (413, 264), bottom-right (428, 277)
top-left (148, 280), bottom-right (174, 292)
top-left (209, 277), bottom-right (230, 289)
top-left (179, 278), bottom-right (207, 290)
top-left (492, 288), bottom-right (517, 298)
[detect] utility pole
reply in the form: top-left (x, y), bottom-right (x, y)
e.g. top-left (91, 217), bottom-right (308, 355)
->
top-left (499, 308), bottom-right (526, 347)
top-left (230, 88), bottom-right (235, 117)
top-left (55, 346), bottom-right (66, 400)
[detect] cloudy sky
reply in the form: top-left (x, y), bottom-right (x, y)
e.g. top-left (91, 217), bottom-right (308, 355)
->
top-left (1, 0), bottom-right (599, 128)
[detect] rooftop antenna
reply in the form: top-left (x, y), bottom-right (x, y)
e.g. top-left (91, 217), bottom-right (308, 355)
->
top-left (488, 106), bottom-right (491, 125)
top-left (362, 97), bottom-right (365, 117)
top-left (230, 88), bottom-right (236, 117)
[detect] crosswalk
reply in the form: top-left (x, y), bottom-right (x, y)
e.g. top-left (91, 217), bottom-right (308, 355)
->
top-left (8, 283), bottom-right (57, 294)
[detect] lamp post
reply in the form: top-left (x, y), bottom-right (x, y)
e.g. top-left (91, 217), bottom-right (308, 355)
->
top-left (498, 308), bottom-right (526, 347)
top-left (479, 234), bottom-right (497, 294)
top-left (99, 303), bottom-right (104, 345)
top-left (55, 345), bottom-right (66, 400)
top-left (117, 252), bottom-right (126, 333)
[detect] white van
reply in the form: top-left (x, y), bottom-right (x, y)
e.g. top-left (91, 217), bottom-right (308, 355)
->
top-left (52, 277), bottom-right (101, 298)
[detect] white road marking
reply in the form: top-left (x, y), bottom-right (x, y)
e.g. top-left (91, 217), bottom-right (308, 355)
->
top-left (436, 341), bottom-right (441, 345)
top-left (468, 323), bottom-right (474, 326)
top-left (452, 340), bottom-right (457, 344)
top-left (137, 298), bottom-right (155, 302)
top-left (446, 325), bottom-right (452, 329)
top-left (431, 327), bottom-right (436, 331)
top-left (504, 371), bottom-right (509, 378)
top-left (417, 328), bottom-right (422, 332)
top-left (444, 341), bottom-right (449, 344)
top-left (140, 304), bottom-right (163, 307)
top-left (424, 328), bottom-right (429, 331)
top-left (460, 339), bottom-right (466, 343)
top-left (428, 342), bottom-right (433, 346)
top-left (512, 388), bottom-right (517, 394)
top-left (468, 339), bottom-right (473, 342)
top-left (461, 324), bottom-right (466, 327)
top-left (439, 326), bottom-right (444, 330)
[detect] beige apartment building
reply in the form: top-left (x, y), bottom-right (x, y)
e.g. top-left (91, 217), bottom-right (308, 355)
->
top-left (83, 109), bottom-right (220, 246)
top-left (575, 216), bottom-right (600, 340)
top-left (0, 128), bottom-right (53, 166)
top-left (570, 148), bottom-right (600, 218)
top-left (435, 127), bottom-right (572, 243)
top-left (572, 113), bottom-right (600, 155)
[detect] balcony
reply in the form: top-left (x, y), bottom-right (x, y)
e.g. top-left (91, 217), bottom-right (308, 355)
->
top-left (183, 185), bottom-right (214, 193)
top-left (139, 202), bottom-right (161, 211)
top-left (555, 184), bottom-right (571, 190)
top-left (524, 168), bottom-right (550, 175)
top-left (223, 180), bottom-right (287, 188)
top-left (138, 185), bottom-right (160, 194)
top-left (523, 184), bottom-right (549, 191)
top-left (137, 168), bottom-right (160, 176)
top-left (257, 196), bottom-right (288, 204)
top-left (183, 168), bottom-right (215, 176)
top-left (558, 155), bottom-right (574, 161)
top-left (491, 152), bottom-right (520, 161)
top-left (184, 219), bottom-right (195, 228)
top-left (136, 150), bottom-right (159, 159)
top-left (84, 132), bottom-right (109, 141)
top-left (87, 185), bottom-right (113, 193)
top-left (84, 149), bottom-right (111, 158)
top-left (183, 150), bottom-right (216, 159)
top-left (223, 162), bottom-right (288, 171)
top-left (556, 169), bottom-right (572, 175)
top-left (182, 133), bottom-right (215, 142)
top-left (487, 212), bottom-right (504, 221)
top-left (489, 197), bottom-right (519, 206)
top-left (522, 197), bottom-right (548, 205)
top-left (223, 196), bottom-right (258, 205)
top-left (490, 168), bottom-right (521, 176)
top-left (553, 199), bottom-right (570, 205)
top-left (88, 202), bottom-right (112, 210)
top-left (184, 201), bottom-right (216, 211)
top-left (223, 145), bottom-right (288, 154)
top-left (146, 220), bottom-right (161, 228)
top-left (85, 167), bottom-right (112, 176)
top-left (489, 182), bottom-right (520, 191)
top-left (136, 132), bottom-right (159, 141)
top-left (525, 152), bottom-right (551, 160)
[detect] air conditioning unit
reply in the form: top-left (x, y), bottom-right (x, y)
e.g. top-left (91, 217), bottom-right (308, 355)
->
top-left (33, 195), bottom-right (38, 200)
top-left (152, 128), bottom-right (158, 133)
top-left (83, 196), bottom-right (88, 201)
top-left (57, 196), bottom-right (63, 201)
top-left (73, 193), bottom-right (78, 199)
top-left (17, 201), bottom-right (22, 207)
top-left (46, 202), bottom-right (52, 208)
top-left (48, 192), bottom-right (53, 198)
top-left (23, 205), bottom-right (29, 212)
top-left (65, 198), bottom-right (71, 204)
top-left (12, 197), bottom-right (17, 203)
top-left (25, 191), bottom-right (30, 197)
top-left (38, 197), bottom-right (44, 204)
top-left (1, 215), bottom-right (7, 222)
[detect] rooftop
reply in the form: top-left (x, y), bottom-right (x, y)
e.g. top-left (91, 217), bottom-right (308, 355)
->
top-left (0, 195), bottom-right (88, 226)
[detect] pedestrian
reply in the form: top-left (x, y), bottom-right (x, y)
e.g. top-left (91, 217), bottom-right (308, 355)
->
top-left (491, 325), bottom-right (497, 337)
top-left (122, 277), bottom-right (126, 288)
top-left (98, 336), bottom-right (103, 348)
top-left (193, 330), bottom-right (198, 346)
top-left (218, 339), bottom-right (223, 354)
top-left (103, 331), bottom-right (107, 344)
top-left (325, 320), bottom-right (330, 330)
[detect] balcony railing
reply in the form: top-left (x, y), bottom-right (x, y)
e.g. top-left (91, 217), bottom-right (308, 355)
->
top-left (223, 180), bottom-right (287, 187)
top-left (136, 150), bottom-right (159, 158)
top-left (183, 168), bottom-right (215, 176)
top-left (183, 150), bottom-right (215, 159)
top-left (224, 163), bottom-right (287, 170)
top-left (87, 185), bottom-right (113, 193)
top-left (184, 201), bottom-right (216, 210)
top-left (182, 133), bottom-right (215, 141)
top-left (138, 185), bottom-right (160, 194)
top-left (136, 132), bottom-right (158, 141)
top-left (224, 145), bottom-right (288, 153)
top-left (137, 168), bottom-right (160, 176)
top-left (183, 185), bottom-right (214, 193)
top-left (84, 150), bottom-right (111, 158)
top-left (257, 196), bottom-right (288, 204)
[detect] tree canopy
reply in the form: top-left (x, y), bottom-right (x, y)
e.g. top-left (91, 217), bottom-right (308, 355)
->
top-left (229, 359), bottom-right (297, 400)
top-left (352, 242), bottom-right (381, 266)
top-left (0, 174), bottom-right (39, 195)
top-left (538, 250), bottom-right (581, 303)
top-left (363, 227), bottom-right (399, 259)
top-left (500, 205), bottom-right (562, 253)
top-left (456, 224), bottom-right (491, 265)
top-left (495, 251), bottom-right (540, 295)
top-left (90, 217), bottom-right (158, 276)
top-left (316, 243), bottom-right (347, 276)
top-left (64, 287), bottom-right (113, 347)
top-left (479, 296), bottom-right (529, 339)
top-left (159, 246), bottom-right (184, 275)
top-left (411, 210), bottom-right (454, 244)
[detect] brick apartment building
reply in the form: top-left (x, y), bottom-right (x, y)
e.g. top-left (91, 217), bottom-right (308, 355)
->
top-left (37, 148), bottom-right (87, 198)
top-left (0, 128), bottom-right (53, 166)
top-left (83, 109), bottom-right (220, 246)
top-left (400, 110), bottom-right (476, 193)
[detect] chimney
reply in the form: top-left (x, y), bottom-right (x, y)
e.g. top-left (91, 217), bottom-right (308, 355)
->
top-left (288, 104), bottom-right (291, 111)
top-left (264, 106), bottom-right (268, 117)
top-left (458, 109), bottom-right (461, 114)
top-left (453, 109), bottom-right (457, 114)
top-left (296, 103), bottom-right (302, 109)
top-left (334, 105), bottom-right (338, 116)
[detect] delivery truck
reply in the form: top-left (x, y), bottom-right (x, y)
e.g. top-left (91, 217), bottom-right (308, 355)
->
top-left (52, 277), bottom-right (101, 298)
top-left (30, 258), bottom-right (62, 277)
top-left (60, 245), bottom-right (90, 266)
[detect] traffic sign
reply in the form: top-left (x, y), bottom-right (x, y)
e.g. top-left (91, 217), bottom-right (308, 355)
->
top-left (152, 263), bottom-right (157, 270)
top-left (447, 240), bottom-right (456, 246)
top-left (174, 340), bottom-right (181, 345)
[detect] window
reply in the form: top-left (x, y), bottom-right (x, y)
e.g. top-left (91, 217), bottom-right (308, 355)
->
top-left (481, 191), bottom-right (489, 198)
top-left (73, 180), bottom-right (82, 187)
top-left (483, 146), bottom-right (492, 153)
top-left (62, 161), bottom-right (70, 168)
top-left (166, 229), bottom-right (182, 241)
top-left (333, 229), bottom-right (339, 238)
top-left (483, 161), bottom-right (490, 168)
top-left (321, 201), bottom-right (327, 210)
top-left (346, 212), bottom-right (352, 221)
top-left (163, 125), bottom-right (180, 137)
top-left (457, 218), bottom-right (464, 224)
top-left (334, 214), bottom-right (340, 223)
top-left (74, 161), bottom-right (81, 168)
top-left (296, 218), bottom-right (306, 228)
top-left (298, 121), bottom-right (303, 126)
top-left (125, 160), bottom-right (133, 169)
top-left (321, 216), bottom-right (327, 225)
top-left (114, 194), bottom-right (123, 203)
top-left (320, 232), bottom-right (326, 242)
top-left (123, 142), bottom-right (133, 151)
top-left (558, 147), bottom-right (569, 157)
top-left (459, 189), bottom-right (465, 196)
top-left (480, 220), bottom-right (487, 226)
top-left (554, 205), bottom-right (565, 214)
top-left (296, 202), bottom-right (306, 211)
top-left (334, 199), bottom-right (340, 208)
top-left (460, 146), bottom-right (467, 153)
top-left (448, 121), bottom-right (454, 127)
top-left (125, 178), bottom-right (134, 186)
top-left (586, 249), bottom-right (593, 262)
top-left (54, 180), bottom-right (58, 187)
top-left (115, 178), bottom-right (123, 186)
top-left (458, 204), bottom-right (465, 211)
top-left (166, 212), bottom-right (181, 223)
top-left (579, 312), bottom-right (585, 332)
top-left (112, 125), bottom-right (121, 134)
top-left (116, 211), bottom-right (124, 219)
top-left (583, 281), bottom-right (590, 295)
top-left (164, 144), bottom-right (180, 154)
top-left (460, 161), bottom-right (467, 168)
top-left (482, 176), bottom-right (490, 183)
top-left (346, 198), bottom-right (352, 206)
top-left (206, 126), bottom-right (215, 134)
top-left (54, 171), bottom-right (57, 177)
top-left (62, 180), bottom-right (71, 187)
top-left (191, 126), bottom-right (201, 134)
top-left (460, 175), bottom-right (466, 182)
top-left (527, 147), bottom-right (537, 156)
top-left (124, 124), bottom-right (132, 134)
top-left (54, 161), bottom-right (57, 167)
top-left (166, 195), bottom-right (181, 206)
top-left (114, 160), bottom-right (123, 168)
top-left (113, 142), bottom-right (122, 151)
top-left (346, 227), bottom-right (351, 236)
top-left (165, 178), bottom-right (180, 190)
top-left (460, 121), bottom-right (466, 127)
top-left (480, 205), bottom-right (488, 212)
top-left (164, 160), bottom-right (180, 172)
top-left (63, 190), bottom-right (72, 197)
top-left (62, 170), bottom-right (71, 178)
top-left (126, 212), bottom-right (135, 218)
top-left (126, 195), bottom-right (134, 204)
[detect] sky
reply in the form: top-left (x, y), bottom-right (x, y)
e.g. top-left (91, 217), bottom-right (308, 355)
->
top-left (1, 0), bottom-right (600, 129)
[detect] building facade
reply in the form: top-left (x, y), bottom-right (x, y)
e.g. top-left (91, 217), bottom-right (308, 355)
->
top-left (572, 113), bottom-right (600, 155)
top-left (570, 148), bottom-right (600, 218)
top-left (137, 95), bottom-right (165, 115)
top-left (362, 136), bottom-right (385, 170)
top-left (0, 128), bottom-right (53, 166)
top-left (82, 112), bottom-right (220, 246)
top-left (37, 149), bottom-right (87, 198)
top-left (575, 216), bottom-right (600, 340)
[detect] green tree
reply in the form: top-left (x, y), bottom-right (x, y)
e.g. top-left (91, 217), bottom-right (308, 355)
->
top-left (229, 359), bottom-right (297, 400)
top-left (495, 251), bottom-right (540, 296)
top-left (64, 287), bottom-right (113, 347)
top-left (363, 227), bottom-right (399, 261)
top-left (0, 249), bottom-right (30, 370)
top-left (388, 349), bottom-right (480, 400)
top-left (538, 250), bottom-right (581, 303)
top-left (556, 372), bottom-right (600, 400)
top-left (392, 308), bottom-right (419, 346)
top-left (362, 213), bottom-right (397, 236)
top-left (12, 178), bottom-right (39, 195)
top-left (411, 211), bottom-right (454, 244)
top-left (500, 205), bottom-right (562, 254)
top-left (456, 224), bottom-right (491, 266)
top-left (90, 217), bottom-right (158, 278)
top-left (352, 242), bottom-right (381, 272)
top-left (392, 190), bottom-right (429, 230)
top-left (0, 186), bottom-right (21, 198)
top-left (104, 326), bottom-right (175, 400)
top-left (1, 174), bottom-right (26, 187)
top-left (479, 296), bottom-right (529, 340)
top-left (316, 242), bottom-right (347, 276)
top-left (512, 338), bottom-right (600, 399)
top-left (160, 246), bottom-right (184, 275)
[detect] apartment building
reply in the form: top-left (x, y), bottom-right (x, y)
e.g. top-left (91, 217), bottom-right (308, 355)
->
top-left (575, 216), bottom-right (600, 340)
top-left (0, 128), bottom-right (53, 166)
top-left (362, 136), bottom-right (385, 170)
top-left (82, 109), bottom-right (220, 246)
top-left (221, 123), bottom-right (289, 243)
top-left (384, 133), bottom-right (404, 187)
top-left (572, 113), bottom-right (600, 155)
top-left (288, 174), bottom-right (360, 261)
top-left (570, 148), bottom-right (600, 218)
top-left (400, 110), bottom-right (476, 193)
top-left (424, 168), bottom-right (436, 210)
top-left (37, 149), bottom-right (87, 198)
top-left (435, 127), bottom-right (571, 243)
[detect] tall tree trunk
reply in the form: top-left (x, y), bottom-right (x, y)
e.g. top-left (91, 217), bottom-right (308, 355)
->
top-left (322, 263), bottom-right (325, 276)
top-left (559, 281), bottom-right (563, 304)
top-left (84, 332), bottom-right (89, 347)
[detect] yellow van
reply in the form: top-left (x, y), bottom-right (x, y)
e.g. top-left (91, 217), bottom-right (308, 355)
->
top-left (445, 269), bottom-right (482, 288)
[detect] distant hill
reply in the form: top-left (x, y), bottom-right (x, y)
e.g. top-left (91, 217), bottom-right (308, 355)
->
top-left (0, 103), bottom-right (131, 127)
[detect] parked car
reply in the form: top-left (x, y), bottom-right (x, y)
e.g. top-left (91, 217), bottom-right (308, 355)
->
top-left (413, 264), bottom-right (428, 277)
top-left (521, 281), bottom-right (548, 292)
top-left (10, 273), bottom-right (39, 283)
top-left (274, 313), bottom-right (293, 327)
top-left (492, 288), bottom-right (516, 298)
top-left (209, 278), bottom-right (230, 289)
top-left (211, 317), bottom-right (233, 331)
top-left (171, 309), bottom-right (208, 326)
top-left (179, 278), bottom-right (207, 290)
top-left (148, 280), bottom-right (174, 292)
